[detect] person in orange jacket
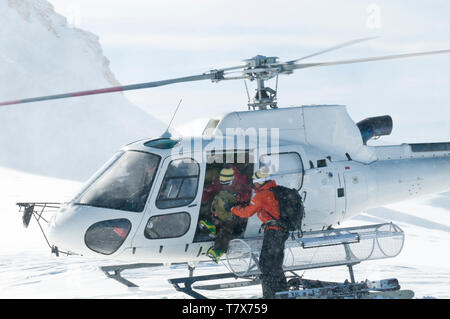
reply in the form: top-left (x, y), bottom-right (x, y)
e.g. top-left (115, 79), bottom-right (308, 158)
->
top-left (231, 167), bottom-right (289, 299)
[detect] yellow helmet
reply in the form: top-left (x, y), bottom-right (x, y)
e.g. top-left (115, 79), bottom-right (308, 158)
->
top-left (252, 166), bottom-right (271, 184)
top-left (219, 167), bottom-right (235, 185)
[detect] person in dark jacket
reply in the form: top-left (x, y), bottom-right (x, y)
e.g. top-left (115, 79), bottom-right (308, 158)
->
top-left (201, 165), bottom-right (252, 204)
top-left (200, 165), bottom-right (252, 262)
top-left (231, 167), bottom-right (289, 299)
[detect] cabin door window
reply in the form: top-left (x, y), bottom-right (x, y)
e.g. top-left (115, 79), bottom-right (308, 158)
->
top-left (259, 152), bottom-right (304, 189)
top-left (156, 158), bottom-right (200, 209)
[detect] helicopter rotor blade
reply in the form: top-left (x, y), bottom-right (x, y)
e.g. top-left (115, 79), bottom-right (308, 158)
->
top-left (2, 44), bottom-right (450, 108)
top-left (0, 73), bottom-right (221, 107)
top-left (286, 36), bottom-right (378, 63)
top-left (288, 49), bottom-right (450, 70)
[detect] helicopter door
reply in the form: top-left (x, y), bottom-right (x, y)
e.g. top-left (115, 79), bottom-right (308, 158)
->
top-left (301, 157), bottom-right (338, 231)
top-left (335, 169), bottom-right (346, 223)
top-left (128, 155), bottom-right (203, 260)
top-left (243, 152), bottom-right (304, 237)
top-left (343, 169), bottom-right (368, 218)
top-left (193, 150), bottom-right (253, 242)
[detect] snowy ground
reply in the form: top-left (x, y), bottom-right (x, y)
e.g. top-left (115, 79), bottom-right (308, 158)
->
top-left (0, 166), bottom-right (449, 299)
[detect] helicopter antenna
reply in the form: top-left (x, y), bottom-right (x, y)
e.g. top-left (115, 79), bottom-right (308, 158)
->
top-left (275, 74), bottom-right (279, 100)
top-left (161, 98), bottom-right (182, 138)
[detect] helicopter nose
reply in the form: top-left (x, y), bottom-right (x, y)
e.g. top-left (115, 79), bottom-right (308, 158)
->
top-left (47, 205), bottom-right (133, 256)
top-left (47, 205), bottom-right (88, 255)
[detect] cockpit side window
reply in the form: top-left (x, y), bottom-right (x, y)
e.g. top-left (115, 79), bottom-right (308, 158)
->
top-left (156, 158), bottom-right (200, 209)
top-left (75, 151), bottom-right (160, 212)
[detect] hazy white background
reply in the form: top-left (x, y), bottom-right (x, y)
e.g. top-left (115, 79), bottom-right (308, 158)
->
top-left (49, 0), bottom-right (450, 142)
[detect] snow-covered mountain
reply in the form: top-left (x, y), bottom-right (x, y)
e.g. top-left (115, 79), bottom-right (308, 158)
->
top-left (0, 0), bottom-right (165, 181)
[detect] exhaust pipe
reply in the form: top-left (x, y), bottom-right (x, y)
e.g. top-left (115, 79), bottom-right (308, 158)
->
top-left (357, 115), bottom-right (393, 144)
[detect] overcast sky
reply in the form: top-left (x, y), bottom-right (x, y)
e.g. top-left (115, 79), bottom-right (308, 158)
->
top-left (48, 0), bottom-right (450, 143)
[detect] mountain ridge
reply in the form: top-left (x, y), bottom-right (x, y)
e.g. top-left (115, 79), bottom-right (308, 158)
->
top-left (0, 0), bottom-right (165, 181)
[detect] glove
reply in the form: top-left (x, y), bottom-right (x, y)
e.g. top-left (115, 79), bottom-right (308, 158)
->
top-left (224, 202), bottom-right (234, 212)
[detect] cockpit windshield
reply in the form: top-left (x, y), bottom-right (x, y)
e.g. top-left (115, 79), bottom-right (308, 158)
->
top-left (75, 151), bottom-right (160, 212)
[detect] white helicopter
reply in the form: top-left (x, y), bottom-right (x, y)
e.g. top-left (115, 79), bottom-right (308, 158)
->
top-left (9, 37), bottom-right (450, 299)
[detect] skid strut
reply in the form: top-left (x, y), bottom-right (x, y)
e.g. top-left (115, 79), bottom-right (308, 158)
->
top-left (99, 262), bottom-right (259, 299)
top-left (168, 273), bottom-right (241, 299)
top-left (100, 263), bottom-right (164, 287)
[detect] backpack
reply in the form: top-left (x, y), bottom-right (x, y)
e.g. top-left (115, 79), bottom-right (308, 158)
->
top-left (270, 186), bottom-right (305, 232)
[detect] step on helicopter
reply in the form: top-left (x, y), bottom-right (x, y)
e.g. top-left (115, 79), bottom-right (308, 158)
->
top-left (9, 37), bottom-right (450, 299)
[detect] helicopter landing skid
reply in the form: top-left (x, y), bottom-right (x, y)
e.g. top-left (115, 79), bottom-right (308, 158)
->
top-left (100, 263), bottom-right (165, 288)
top-left (168, 272), bottom-right (252, 299)
top-left (99, 262), bottom-right (257, 299)
top-left (99, 261), bottom-right (411, 299)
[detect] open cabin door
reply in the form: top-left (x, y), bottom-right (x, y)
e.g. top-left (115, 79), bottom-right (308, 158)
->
top-left (193, 150), bottom-right (254, 243)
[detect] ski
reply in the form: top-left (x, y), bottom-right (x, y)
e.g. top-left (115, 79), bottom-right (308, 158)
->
top-left (276, 278), bottom-right (406, 299)
top-left (194, 278), bottom-right (261, 291)
top-left (361, 290), bottom-right (415, 299)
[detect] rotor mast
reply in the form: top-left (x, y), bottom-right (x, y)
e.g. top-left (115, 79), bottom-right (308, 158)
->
top-left (244, 55), bottom-right (280, 110)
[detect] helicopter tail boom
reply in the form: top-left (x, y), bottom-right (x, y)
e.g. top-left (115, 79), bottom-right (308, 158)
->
top-left (363, 148), bottom-right (450, 213)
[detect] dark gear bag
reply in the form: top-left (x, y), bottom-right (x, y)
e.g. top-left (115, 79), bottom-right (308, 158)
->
top-left (270, 186), bottom-right (305, 232)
